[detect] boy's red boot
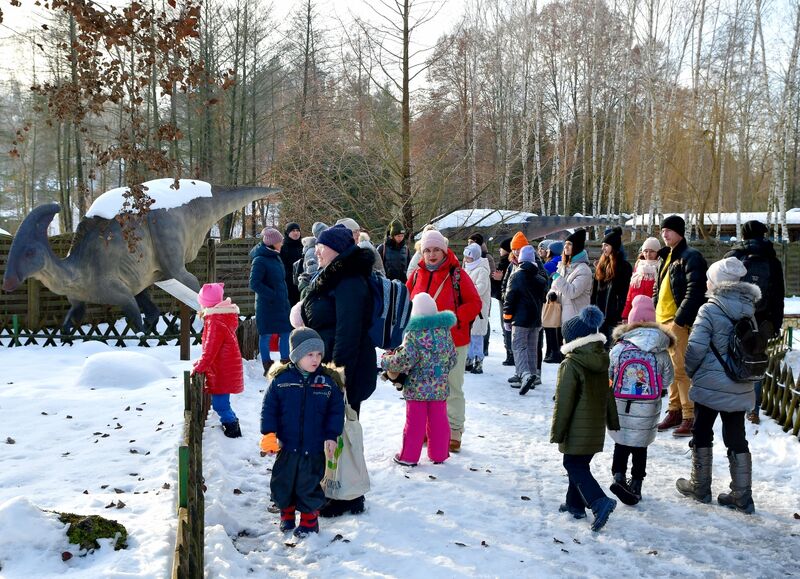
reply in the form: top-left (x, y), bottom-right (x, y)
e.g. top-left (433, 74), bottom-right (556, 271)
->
top-left (293, 511), bottom-right (319, 538)
top-left (279, 506), bottom-right (296, 532)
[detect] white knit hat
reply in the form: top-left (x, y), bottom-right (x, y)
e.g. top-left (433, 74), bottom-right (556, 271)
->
top-left (411, 292), bottom-right (438, 317)
top-left (421, 229), bottom-right (448, 252)
top-left (640, 237), bottom-right (661, 253)
top-left (707, 257), bottom-right (747, 287)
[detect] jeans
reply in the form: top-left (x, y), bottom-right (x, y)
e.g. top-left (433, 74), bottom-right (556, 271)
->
top-left (563, 454), bottom-right (606, 509)
top-left (611, 443), bottom-right (648, 479)
top-left (259, 332), bottom-right (291, 363)
top-left (484, 321), bottom-right (490, 356)
top-left (691, 402), bottom-right (749, 453)
top-left (397, 400), bottom-right (450, 464)
top-left (752, 379), bottom-right (762, 415)
top-left (211, 394), bottom-right (237, 424)
top-left (468, 335), bottom-right (485, 361)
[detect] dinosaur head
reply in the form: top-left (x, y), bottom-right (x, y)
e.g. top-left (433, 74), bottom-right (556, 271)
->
top-left (2, 203), bottom-right (60, 292)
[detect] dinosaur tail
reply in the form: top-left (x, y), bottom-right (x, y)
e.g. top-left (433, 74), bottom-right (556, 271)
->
top-left (194, 186), bottom-right (280, 233)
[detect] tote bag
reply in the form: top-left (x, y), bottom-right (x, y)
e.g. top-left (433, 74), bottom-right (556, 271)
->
top-left (321, 399), bottom-right (370, 500)
top-left (541, 300), bottom-right (562, 328)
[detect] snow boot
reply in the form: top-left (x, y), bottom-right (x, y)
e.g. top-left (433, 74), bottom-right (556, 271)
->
top-left (717, 450), bottom-right (755, 514)
top-left (502, 353), bottom-right (515, 366)
top-left (279, 506), bottom-right (296, 532)
top-left (672, 418), bottom-right (694, 437)
top-left (657, 409), bottom-right (682, 431)
top-left (609, 473), bottom-right (639, 506)
top-left (533, 375), bottom-right (542, 386)
top-left (746, 411), bottom-right (760, 425)
top-left (519, 373), bottom-right (536, 395)
top-left (508, 375), bottom-right (522, 388)
top-left (449, 439), bottom-right (461, 453)
top-left (393, 454), bottom-right (417, 467)
top-left (589, 496), bottom-right (617, 532)
top-left (471, 359), bottom-right (483, 374)
top-left (558, 503), bottom-right (587, 519)
top-left (676, 445), bottom-right (713, 504)
top-left (221, 420), bottom-right (242, 438)
top-left (293, 511), bottom-right (319, 538)
top-left (628, 478), bottom-right (643, 502)
top-left (465, 358), bottom-right (474, 373)
top-left (262, 359), bottom-right (274, 377)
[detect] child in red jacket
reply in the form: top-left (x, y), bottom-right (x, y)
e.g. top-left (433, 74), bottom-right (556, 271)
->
top-left (192, 282), bottom-right (245, 438)
top-left (621, 238), bottom-right (661, 322)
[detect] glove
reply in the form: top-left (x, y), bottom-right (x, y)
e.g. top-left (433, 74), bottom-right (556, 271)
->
top-left (260, 433), bottom-right (280, 455)
top-left (503, 322), bottom-right (512, 332)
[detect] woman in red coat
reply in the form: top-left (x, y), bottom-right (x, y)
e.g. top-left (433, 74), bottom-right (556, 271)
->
top-left (621, 237), bottom-right (662, 322)
top-left (192, 282), bottom-right (245, 438)
top-left (406, 230), bottom-right (482, 452)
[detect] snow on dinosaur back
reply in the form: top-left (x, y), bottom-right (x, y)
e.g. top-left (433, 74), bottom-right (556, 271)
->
top-left (85, 179), bottom-right (213, 219)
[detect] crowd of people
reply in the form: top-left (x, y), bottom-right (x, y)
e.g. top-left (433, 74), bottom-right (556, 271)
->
top-left (190, 214), bottom-right (784, 538)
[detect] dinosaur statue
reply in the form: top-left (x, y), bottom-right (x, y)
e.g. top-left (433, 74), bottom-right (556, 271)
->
top-left (2, 179), bottom-right (277, 333)
top-left (435, 212), bottom-right (625, 242)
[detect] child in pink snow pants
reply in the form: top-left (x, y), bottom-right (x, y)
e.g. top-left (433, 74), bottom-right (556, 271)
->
top-left (381, 292), bottom-right (458, 466)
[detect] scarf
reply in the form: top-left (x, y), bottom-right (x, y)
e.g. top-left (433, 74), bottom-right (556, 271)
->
top-left (464, 258), bottom-right (482, 273)
top-left (425, 260), bottom-right (446, 272)
top-left (630, 259), bottom-right (659, 288)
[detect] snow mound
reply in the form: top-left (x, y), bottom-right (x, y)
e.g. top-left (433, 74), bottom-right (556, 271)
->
top-left (75, 351), bottom-right (174, 389)
top-left (0, 497), bottom-right (70, 574)
top-left (85, 178), bottom-right (212, 219)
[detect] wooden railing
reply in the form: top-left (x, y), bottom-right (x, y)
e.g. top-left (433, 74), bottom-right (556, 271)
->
top-left (172, 371), bottom-right (210, 579)
top-left (761, 327), bottom-right (800, 440)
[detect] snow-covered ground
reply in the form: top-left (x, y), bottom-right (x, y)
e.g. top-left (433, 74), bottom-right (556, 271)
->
top-left (1, 306), bottom-right (800, 578)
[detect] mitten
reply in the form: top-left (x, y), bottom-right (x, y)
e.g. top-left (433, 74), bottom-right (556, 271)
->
top-left (260, 432), bottom-right (280, 455)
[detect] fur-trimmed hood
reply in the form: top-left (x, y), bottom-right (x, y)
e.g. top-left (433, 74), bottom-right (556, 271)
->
top-left (301, 236), bottom-right (317, 250)
top-left (200, 298), bottom-right (239, 317)
top-left (405, 310), bottom-right (457, 332)
top-left (612, 321), bottom-right (676, 351)
top-left (268, 362), bottom-right (346, 391)
top-left (706, 281), bottom-right (761, 321)
top-left (560, 332), bottom-right (606, 355)
top-left (310, 245), bottom-right (375, 294)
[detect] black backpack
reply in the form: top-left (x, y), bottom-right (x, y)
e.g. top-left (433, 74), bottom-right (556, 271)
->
top-left (740, 253), bottom-right (771, 315)
top-left (709, 305), bottom-right (769, 383)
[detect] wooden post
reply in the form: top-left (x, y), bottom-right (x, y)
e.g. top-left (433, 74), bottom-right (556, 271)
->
top-left (178, 446), bottom-right (189, 509)
top-left (11, 314), bottom-right (20, 347)
top-left (180, 303), bottom-right (190, 361)
top-left (27, 279), bottom-right (40, 331)
top-left (206, 238), bottom-right (216, 283)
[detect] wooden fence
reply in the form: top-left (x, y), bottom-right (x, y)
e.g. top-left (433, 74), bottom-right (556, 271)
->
top-left (172, 371), bottom-right (210, 579)
top-left (762, 328), bottom-right (800, 440)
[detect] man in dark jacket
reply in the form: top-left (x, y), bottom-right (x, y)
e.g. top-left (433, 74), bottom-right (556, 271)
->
top-left (280, 222), bottom-right (304, 306)
top-left (725, 219), bottom-right (785, 423)
top-left (376, 219), bottom-right (411, 282)
top-left (494, 237), bottom-right (514, 366)
top-left (653, 215), bottom-right (708, 437)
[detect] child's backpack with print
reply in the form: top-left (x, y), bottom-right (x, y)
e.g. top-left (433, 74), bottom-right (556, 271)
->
top-left (612, 341), bottom-right (662, 401)
top-left (367, 273), bottom-right (411, 350)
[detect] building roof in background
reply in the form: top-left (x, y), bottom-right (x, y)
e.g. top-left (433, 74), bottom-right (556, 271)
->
top-left (625, 210), bottom-right (800, 227)
top-left (430, 208), bottom-right (537, 231)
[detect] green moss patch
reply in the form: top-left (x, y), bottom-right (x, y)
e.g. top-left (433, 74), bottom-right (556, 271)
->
top-left (57, 513), bottom-right (128, 551)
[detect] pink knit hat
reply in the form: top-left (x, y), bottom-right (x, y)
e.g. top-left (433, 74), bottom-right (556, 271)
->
top-left (410, 292), bottom-right (438, 317)
top-left (420, 230), bottom-right (448, 252)
top-left (261, 227), bottom-right (283, 247)
top-left (198, 282), bottom-right (225, 308)
top-left (628, 294), bottom-right (656, 324)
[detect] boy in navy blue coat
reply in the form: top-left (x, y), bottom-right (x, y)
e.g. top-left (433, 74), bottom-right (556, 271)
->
top-left (261, 327), bottom-right (345, 538)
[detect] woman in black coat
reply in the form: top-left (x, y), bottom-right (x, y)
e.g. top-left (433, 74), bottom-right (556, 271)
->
top-left (301, 224), bottom-right (377, 518)
top-left (591, 227), bottom-right (633, 346)
top-left (250, 227), bottom-right (293, 374)
top-left (279, 222), bottom-right (304, 306)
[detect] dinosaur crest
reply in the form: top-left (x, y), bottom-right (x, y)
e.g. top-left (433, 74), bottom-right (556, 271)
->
top-left (2, 203), bottom-right (60, 292)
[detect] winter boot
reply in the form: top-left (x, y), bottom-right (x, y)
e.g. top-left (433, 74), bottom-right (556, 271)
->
top-left (502, 353), bottom-right (515, 366)
top-left (609, 473), bottom-right (639, 506)
top-left (672, 418), bottom-right (694, 437)
top-left (347, 495), bottom-right (366, 514)
top-left (657, 409), bottom-right (682, 431)
top-left (746, 411), bottom-right (760, 425)
top-left (449, 439), bottom-right (461, 453)
top-left (589, 496), bottom-right (617, 532)
top-left (465, 358), bottom-right (474, 373)
top-left (519, 373), bottom-right (536, 395)
top-left (533, 375), bottom-right (542, 386)
top-left (471, 359), bottom-right (483, 374)
top-left (558, 503), bottom-right (587, 519)
top-left (262, 359), bottom-right (274, 377)
top-left (628, 478), bottom-right (643, 502)
top-left (508, 375), bottom-right (522, 388)
top-left (221, 420), bottom-right (242, 438)
top-left (676, 445), bottom-right (713, 504)
top-left (717, 450), bottom-right (755, 514)
top-left (279, 358), bottom-right (291, 365)
top-left (279, 506), bottom-right (296, 532)
top-left (293, 511), bottom-right (319, 538)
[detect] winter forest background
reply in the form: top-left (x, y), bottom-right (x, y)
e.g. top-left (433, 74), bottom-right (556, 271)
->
top-left (0, 0), bottom-right (799, 240)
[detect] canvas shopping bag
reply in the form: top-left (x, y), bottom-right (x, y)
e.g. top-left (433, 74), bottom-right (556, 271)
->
top-left (541, 300), bottom-right (562, 328)
top-left (321, 399), bottom-right (370, 500)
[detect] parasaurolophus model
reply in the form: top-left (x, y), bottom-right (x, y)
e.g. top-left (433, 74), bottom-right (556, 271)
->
top-left (2, 179), bottom-right (277, 333)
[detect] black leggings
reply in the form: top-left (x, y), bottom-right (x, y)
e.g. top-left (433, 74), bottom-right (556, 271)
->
top-left (611, 444), bottom-right (648, 479)
top-left (691, 402), bottom-right (749, 453)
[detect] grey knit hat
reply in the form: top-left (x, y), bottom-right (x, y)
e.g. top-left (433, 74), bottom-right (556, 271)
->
top-left (289, 327), bottom-right (325, 364)
top-left (312, 221), bottom-right (328, 239)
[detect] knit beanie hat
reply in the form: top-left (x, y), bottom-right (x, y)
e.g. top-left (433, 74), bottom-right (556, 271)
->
top-left (562, 305), bottom-right (604, 344)
top-left (335, 217), bottom-right (360, 232)
top-left (318, 224), bottom-right (355, 255)
top-left (388, 219), bottom-right (405, 236)
top-left (511, 231), bottom-right (529, 251)
top-left (463, 243), bottom-right (481, 261)
top-left (628, 295), bottom-right (656, 324)
top-left (519, 245), bottom-right (535, 263)
top-left (312, 221), bottom-right (328, 239)
top-left (602, 226), bottom-right (623, 251)
top-left (289, 327), bottom-right (325, 364)
top-left (640, 237), bottom-right (661, 253)
top-left (661, 215), bottom-right (686, 238)
top-left (548, 241), bottom-right (564, 256)
top-left (537, 239), bottom-right (552, 251)
top-left (261, 227), bottom-right (283, 247)
top-left (410, 292), bottom-right (438, 317)
top-left (421, 229), bottom-right (448, 252)
top-left (565, 229), bottom-right (587, 254)
top-left (707, 257), bottom-right (747, 287)
top-left (198, 282), bottom-right (224, 308)
top-left (284, 222), bottom-right (301, 235)
top-left (500, 237), bottom-right (512, 252)
top-left (742, 220), bottom-right (768, 240)
top-left (468, 232), bottom-right (485, 246)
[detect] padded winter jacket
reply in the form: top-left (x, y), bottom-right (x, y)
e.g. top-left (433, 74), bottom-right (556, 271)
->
top-left (653, 238), bottom-right (707, 328)
top-left (621, 259), bottom-right (659, 321)
top-left (260, 365), bottom-right (345, 454)
top-left (608, 322), bottom-right (674, 447)
top-left (685, 281), bottom-right (760, 413)
top-left (465, 257), bottom-right (492, 336)
top-left (380, 311), bottom-right (458, 401)
top-left (550, 333), bottom-right (619, 455)
top-left (280, 235), bottom-right (303, 305)
top-left (301, 245), bottom-right (377, 406)
top-left (591, 253), bottom-right (633, 339)
top-left (194, 300), bottom-right (244, 396)
top-left (503, 261), bottom-right (547, 328)
top-left (249, 243), bottom-right (293, 335)
top-left (406, 249), bottom-right (483, 347)
top-left (377, 238), bottom-right (411, 283)
top-left (551, 252), bottom-right (593, 325)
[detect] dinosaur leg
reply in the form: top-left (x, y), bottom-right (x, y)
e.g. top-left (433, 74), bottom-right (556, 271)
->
top-left (135, 290), bottom-right (161, 331)
top-left (62, 300), bottom-right (87, 333)
top-left (166, 267), bottom-right (201, 292)
top-left (118, 295), bottom-right (145, 334)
